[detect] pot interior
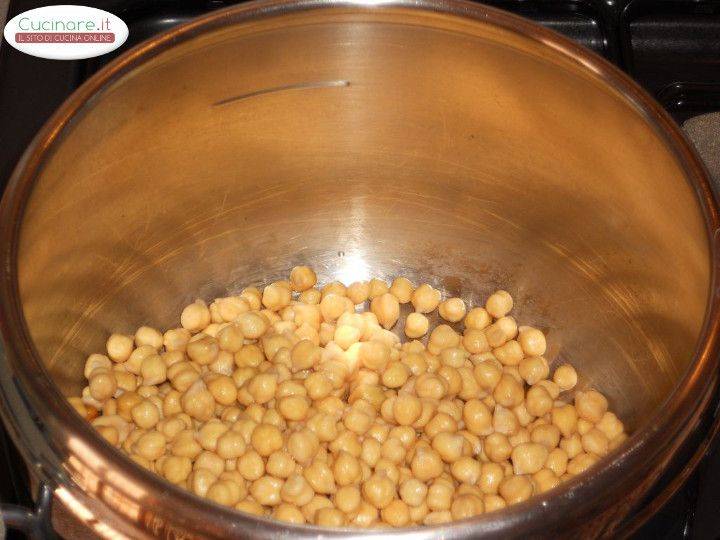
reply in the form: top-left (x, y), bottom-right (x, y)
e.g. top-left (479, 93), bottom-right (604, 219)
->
top-left (14, 7), bottom-right (710, 433)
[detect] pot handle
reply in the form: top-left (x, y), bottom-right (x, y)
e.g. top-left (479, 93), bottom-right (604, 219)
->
top-left (0, 483), bottom-right (56, 539)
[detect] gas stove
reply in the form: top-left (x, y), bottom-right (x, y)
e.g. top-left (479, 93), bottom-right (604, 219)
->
top-left (1, 1), bottom-right (719, 538)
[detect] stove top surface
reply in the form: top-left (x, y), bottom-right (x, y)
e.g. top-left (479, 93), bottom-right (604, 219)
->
top-left (1, 1), bottom-right (719, 538)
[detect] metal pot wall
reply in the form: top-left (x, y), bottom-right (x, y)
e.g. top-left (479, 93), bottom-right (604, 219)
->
top-left (0, 0), bottom-right (718, 538)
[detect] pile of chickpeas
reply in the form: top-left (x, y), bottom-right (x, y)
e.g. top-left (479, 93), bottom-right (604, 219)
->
top-left (69, 267), bottom-right (626, 527)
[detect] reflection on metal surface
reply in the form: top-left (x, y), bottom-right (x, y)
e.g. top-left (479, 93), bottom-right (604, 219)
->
top-left (213, 79), bottom-right (350, 106)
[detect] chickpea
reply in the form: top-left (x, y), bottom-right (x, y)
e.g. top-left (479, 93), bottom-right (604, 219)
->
top-left (363, 473), bottom-right (396, 509)
top-left (181, 300), bottom-right (211, 332)
top-left (163, 328), bottom-right (191, 353)
top-left (553, 364), bottom-right (578, 391)
top-left (462, 308), bottom-right (490, 331)
top-left (545, 448), bottom-right (569, 477)
top-left (315, 507), bottom-right (345, 527)
top-left (335, 485), bottom-right (362, 514)
top-left (486, 317), bottom-right (518, 348)
top-left (89, 370), bottom-right (117, 402)
top-left (532, 468), bottom-right (560, 493)
top-left (451, 494), bottom-right (484, 520)
top-left (181, 381), bottom-right (215, 421)
top-left (140, 354), bottom-right (167, 386)
top-left (382, 499), bottom-right (410, 526)
top-left (343, 281), bottom-right (368, 305)
top-left (288, 429), bottom-right (320, 465)
top-left (530, 424), bottom-right (561, 450)
top-left (473, 360), bottom-right (502, 391)
top-left (450, 456), bottom-right (481, 484)
top-left (398, 478), bottom-right (427, 507)
top-left (486, 290), bottom-right (513, 318)
top-left (551, 404), bottom-right (578, 438)
top-left (410, 448), bottom-right (444, 481)
top-left (135, 326), bottom-right (163, 350)
top-left (560, 434), bottom-right (584, 459)
top-left (525, 386), bottom-right (553, 417)
top-left (596, 412), bottom-right (625, 441)
top-left (235, 498), bottom-right (265, 516)
top-left (331, 451), bottom-right (360, 486)
top-left (298, 288), bottom-right (321, 305)
top-left (265, 451), bottom-right (295, 479)
top-left (436, 298), bottom-right (465, 323)
top-left (131, 400), bottom-right (160, 430)
top-left (404, 312), bottom-right (429, 339)
top-left (428, 325), bottom-right (461, 355)
top-left (289, 266), bottom-right (317, 292)
top-left (320, 294), bottom-right (348, 323)
top-left (518, 356), bottom-right (549, 385)
top-left (462, 399), bottom-right (493, 436)
top-left (281, 474), bottom-right (314, 506)
top-left (462, 329), bottom-right (490, 355)
top-left (250, 476), bottom-right (283, 506)
top-left (235, 450), bottom-right (264, 481)
top-left (566, 452), bottom-right (599, 476)
top-left (186, 334), bottom-right (219, 366)
top-left (370, 293), bottom-right (400, 330)
top-left (134, 430), bottom-right (166, 461)
top-left (106, 334), bottom-right (134, 363)
top-left (393, 394), bottom-right (422, 426)
top-left (236, 313), bottom-right (268, 340)
top-left (581, 428), bottom-right (609, 456)
top-left (427, 480), bottom-right (454, 511)
top-left (493, 374), bottom-right (524, 408)
top-left (262, 282), bottom-right (292, 311)
top-left (170, 430), bottom-right (202, 459)
top-left (215, 430), bottom-right (246, 460)
top-left (498, 474), bottom-right (533, 504)
top-left (511, 443), bottom-right (548, 475)
top-left (478, 462), bottom-right (504, 495)
top-left (247, 373), bottom-right (278, 405)
top-left (484, 433), bottom-right (512, 463)
top-left (273, 503), bottom-right (305, 524)
top-left (250, 423), bottom-right (283, 457)
top-left (575, 390), bottom-right (609, 423)
top-left (388, 277), bottom-right (413, 304)
top-left (429, 432), bottom-right (464, 464)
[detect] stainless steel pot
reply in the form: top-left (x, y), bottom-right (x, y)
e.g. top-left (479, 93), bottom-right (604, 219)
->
top-left (0, 0), bottom-right (718, 538)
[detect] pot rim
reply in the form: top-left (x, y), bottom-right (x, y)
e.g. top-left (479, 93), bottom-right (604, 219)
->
top-left (0, 0), bottom-right (718, 537)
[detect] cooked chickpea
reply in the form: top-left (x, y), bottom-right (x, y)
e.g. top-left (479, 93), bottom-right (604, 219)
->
top-left (181, 300), bottom-right (211, 332)
top-left (250, 476), bottom-right (283, 506)
top-left (363, 473), bottom-right (396, 509)
top-left (450, 456), bottom-right (481, 484)
top-left (388, 277), bottom-right (414, 304)
top-left (393, 393), bottom-right (422, 426)
top-left (89, 370), bottom-right (117, 402)
top-left (438, 298), bottom-right (466, 323)
top-left (486, 290), bottom-right (513, 318)
top-left (107, 334), bottom-right (134, 362)
top-left (371, 293), bottom-right (400, 330)
top-left (411, 284), bottom-right (441, 313)
top-left (498, 475), bottom-right (533, 505)
top-left (404, 312), bottom-right (429, 339)
top-left (76, 267), bottom-right (628, 528)
top-left (575, 390), bottom-right (609, 423)
top-left (511, 443), bottom-right (548, 475)
top-left (484, 433), bottom-right (512, 463)
top-left (262, 282), bottom-right (292, 311)
top-left (553, 364), bottom-right (578, 391)
top-left (273, 503), bottom-right (305, 524)
top-left (451, 494), bottom-right (484, 520)
top-left (290, 266), bottom-right (317, 292)
top-left (493, 374), bottom-right (525, 408)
